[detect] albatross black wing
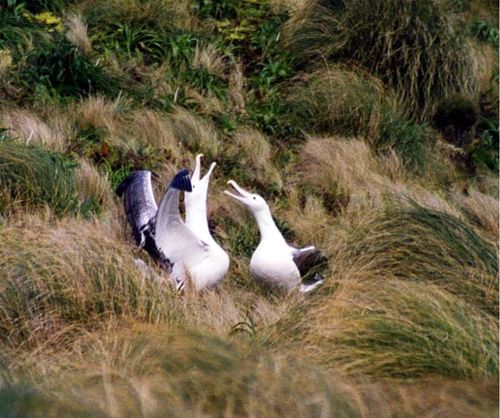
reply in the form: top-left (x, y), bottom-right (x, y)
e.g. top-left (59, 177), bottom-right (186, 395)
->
top-left (117, 170), bottom-right (158, 248)
top-left (291, 246), bottom-right (327, 277)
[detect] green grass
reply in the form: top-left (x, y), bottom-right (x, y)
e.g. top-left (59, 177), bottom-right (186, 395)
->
top-left (0, 140), bottom-right (79, 216)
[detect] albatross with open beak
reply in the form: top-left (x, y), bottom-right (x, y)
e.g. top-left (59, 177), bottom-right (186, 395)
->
top-left (184, 154), bottom-right (229, 289)
top-left (117, 168), bottom-right (228, 291)
top-left (224, 180), bottom-right (326, 292)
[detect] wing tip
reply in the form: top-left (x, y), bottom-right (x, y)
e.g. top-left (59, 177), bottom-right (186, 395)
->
top-left (116, 170), bottom-right (151, 197)
top-left (170, 168), bottom-right (192, 192)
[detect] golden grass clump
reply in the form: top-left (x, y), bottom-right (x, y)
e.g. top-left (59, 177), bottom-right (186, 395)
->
top-left (271, 278), bottom-right (498, 379)
top-left (76, 96), bottom-right (124, 140)
top-left (1, 108), bottom-right (69, 153)
top-left (286, 67), bottom-right (391, 138)
top-left (0, 219), bottom-right (173, 349)
top-left (129, 109), bottom-right (183, 162)
top-left (64, 14), bottom-right (92, 54)
top-left (453, 186), bottom-right (499, 241)
top-left (79, 0), bottom-right (198, 32)
top-left (74, 158), bottom-right (114, 215)
top-left (3, 324), bottom-right (363, 418)
top-left (285, 0), bottom-right (479, 118)
top-left (225, 127), bottom-right (282, 190)
top-left (168, 106), bottom-right (221, 159)
top-left (326, 203), bottom-right (498, 315)
top-left (192, 43), bottom-right (226, 79)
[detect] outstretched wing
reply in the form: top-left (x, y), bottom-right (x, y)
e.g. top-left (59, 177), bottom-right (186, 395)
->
top-left (291, 246), bottom-right (328, 277)
top-left (155, 169), bottom-right (209, 266)
top-left (117, 170), bottom-right (158, 247)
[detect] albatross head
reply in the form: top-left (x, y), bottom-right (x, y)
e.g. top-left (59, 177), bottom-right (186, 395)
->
top-left (224, 180), bottom-right (268, 212)
top-left (188, 154), bottom-right (216, 200)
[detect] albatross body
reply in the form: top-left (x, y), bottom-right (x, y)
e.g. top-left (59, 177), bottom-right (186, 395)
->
top-left (224, 181), bottom-right (326, 292)
top-left (118, 168), bottom-right (228, 291)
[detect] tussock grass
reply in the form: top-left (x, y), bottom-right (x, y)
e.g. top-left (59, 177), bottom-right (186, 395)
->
top-left (286, 68), bottom-right (433, 171)
top-left (271, 279), bottom-right (498, 378)
top-left (285, 0), bottom-right (479, 118)
top-left (453, 187), bottom-right (499, 241)
top-left (74, 158), bottom-right (114, 216)
top-left (327, 204), bottom-right (498, 315)
top-left (1, 108), bottom-right (70, 152)
top-left (5, 323), bottom-right (363, 418)
top-left (0, 140), bottom-right (78, 216)
top-left (0, 219), bottom-right (173, 349)
top-left (293, 137), bottom-right (460, 217)
top-left (130, 109), bottom-right (183, 161)
top-left (168, 106), bottom-right (221, 159)
top-left (225, 127), bottom-right (282, 190)
top-left (80, 0), bottom-right (197, 33)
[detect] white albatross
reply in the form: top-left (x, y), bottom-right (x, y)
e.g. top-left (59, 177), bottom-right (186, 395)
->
top-left (184, 154), bottom-right (229, 289)
top-left (117, 168), bottom-right (227, 291)
top-left (224, 180), bottom-right (326, 293)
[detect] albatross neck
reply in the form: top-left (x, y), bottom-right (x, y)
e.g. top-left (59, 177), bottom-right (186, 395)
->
top-left (252, 205), bottom-right (287, 244)
top-left (185, 193), bottom-right (215, 245)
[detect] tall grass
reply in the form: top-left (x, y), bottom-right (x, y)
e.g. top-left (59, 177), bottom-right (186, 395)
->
top-left (285, 0), bottom-right (479, 118)
top-left (0, 219), bottom-right (173, 349)
top-left (0, 140), bottom-right (78, 216)
top-left (271, 279), bottom-right (498, 378)
top-left (327, 203), bottom-right (498, 315)
top-left (1, 324), bottom-right (365, 418)
top-left (285, 67), bottom-right (433, 171)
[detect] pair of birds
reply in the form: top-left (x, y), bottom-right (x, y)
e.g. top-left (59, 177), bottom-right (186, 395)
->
top-left (117, 154), bottom-right (326, 293)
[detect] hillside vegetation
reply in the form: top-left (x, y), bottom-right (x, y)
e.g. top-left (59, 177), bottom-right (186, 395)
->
top-left (0, 0), bottom-right (498, 416)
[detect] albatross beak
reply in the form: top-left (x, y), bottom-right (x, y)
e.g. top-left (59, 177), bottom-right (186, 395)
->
top-left (192, 154), bottom-right (203, 182)
top-left (202, 162), bottom-right (217, 182)
top-left (224, 180), bottom-right (252, 204)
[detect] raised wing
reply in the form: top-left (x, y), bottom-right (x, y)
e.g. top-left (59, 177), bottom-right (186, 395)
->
top-left (117, 170), bottom-right (158, 247)
top-left (155, 169), bottom-right (210, 267)
top-left (291, 246), bottom-right (328, 278)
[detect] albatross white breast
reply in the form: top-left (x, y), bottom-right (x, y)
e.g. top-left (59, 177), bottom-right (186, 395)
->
top-left (224, 180), bottom-right (326, 292)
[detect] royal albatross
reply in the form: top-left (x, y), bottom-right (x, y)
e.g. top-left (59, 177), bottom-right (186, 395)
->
top-left (184, 154), bottom-right (229, 288)
top-left (224, 180), bottom-right (326, 293)
top-left (117, 169), bottom-right (227, 291)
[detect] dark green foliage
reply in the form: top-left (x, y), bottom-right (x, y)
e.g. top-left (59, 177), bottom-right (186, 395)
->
top-left (0, 384), bottom-right (104, 418)
top-left (376, 115), bottom-right (432, 174)
top-left (0, 140), bottom-right (79, 216)
top-left (433, 95), bottom-right (480, 147)
top-left (18, 34), bottom-right (119, 98)
top-left (468, 18), bottom-right (499, 46)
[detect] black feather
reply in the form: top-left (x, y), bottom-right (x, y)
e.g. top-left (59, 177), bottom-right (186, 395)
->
top-left (170, 168), bottom-right (192, 192)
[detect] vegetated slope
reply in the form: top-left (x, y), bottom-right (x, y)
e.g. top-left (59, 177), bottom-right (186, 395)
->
top-left (0, 0), bottom-right (498, 416)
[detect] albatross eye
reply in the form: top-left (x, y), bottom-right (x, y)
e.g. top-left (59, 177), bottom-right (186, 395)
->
top-left (253, 196), bottom-right (256, 200)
